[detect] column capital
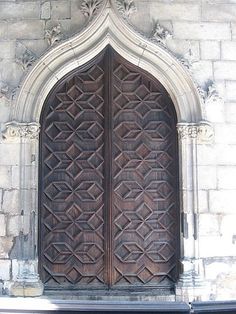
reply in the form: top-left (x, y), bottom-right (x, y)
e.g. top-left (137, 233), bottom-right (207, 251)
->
top-left (3, 121), bottom-right (40, 140)
top-left (177, 121), bottom-right (214, 144)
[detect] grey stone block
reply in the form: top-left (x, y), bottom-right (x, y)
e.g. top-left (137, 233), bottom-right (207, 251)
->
top-left (202, 4), bottom-right (236, 21)
top-left (51, 0), bottom-right (71, 19)
top-left (7, 20), bottom-right (44, 40)
top-left (0, 2), bottom-right (40, 20)
top-left (173, 22), bottom-right (231, 40)
top-left (150, 3), bottom-right (200, 21)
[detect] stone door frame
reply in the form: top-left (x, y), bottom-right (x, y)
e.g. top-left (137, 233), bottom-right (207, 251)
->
top-left (3, 0), bottom-right (213, 300)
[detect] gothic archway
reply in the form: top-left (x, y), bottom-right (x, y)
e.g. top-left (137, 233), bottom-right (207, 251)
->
top-left (39, 46), bottom-right (180, 292)
top-left (4, 0), bottom-right (210, 299)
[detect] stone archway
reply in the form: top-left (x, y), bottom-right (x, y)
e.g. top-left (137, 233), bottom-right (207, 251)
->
top-left (3, 0), bottom-right (212, 299)
top-left (39, 46), bottom-right (180, 292)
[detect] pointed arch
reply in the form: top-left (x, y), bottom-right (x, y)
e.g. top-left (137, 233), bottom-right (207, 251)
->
top-left (11, 1), bottom-right (203, 124)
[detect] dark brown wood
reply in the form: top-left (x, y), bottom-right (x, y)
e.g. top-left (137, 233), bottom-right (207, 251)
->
top-left (39, 46), bottom-right (179, 291)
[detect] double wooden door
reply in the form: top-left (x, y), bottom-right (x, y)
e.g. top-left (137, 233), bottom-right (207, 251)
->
top-left (39, 46), bottom-right (179, 290)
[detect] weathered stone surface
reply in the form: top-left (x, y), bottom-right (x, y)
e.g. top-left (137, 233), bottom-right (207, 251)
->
top-left (10, 280), bottom-right (44, 297)
top-left (6, 215), bottom-right (20, 237)
top-left (191, 60), bottom-right (213, 85)
top-left (200, 41), bottom-right (220, 60)
top-left (0, 214), bottom-right (6, 237)
top-left (0, 41), bottom-right (15, 59)
top-left (0, 22), bottom-right (7, 39)
top-left (150, 3), bottom-right (200, 21)
top-left (0, 166), bottom-right (11, 189)
top-left (51, 0), bottom-right (71, 19)
top-left (199, 213), bottom-right (220, 236)
top-left (0, 236), bottom-right (13, 259)
top-left (209, 190), bottom-right (236, 214)
top-left (202, 4), bottom-right (236, 21)
top-left (0, 259), bottom-right (11, 280)
top-left (8, 20), bottom-right (44, 40)
top-left (198, 190), bottom-right (209, 213)
top-left (2, 190), bottom-right (20, 215)
top-left (0, 2), bottom-right (40, 19)
top-left (167, 39), bottom-right (200, 60)
top-left (173, 22), bottom-right (231, 40)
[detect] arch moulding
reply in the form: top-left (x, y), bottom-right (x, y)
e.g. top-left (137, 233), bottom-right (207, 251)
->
top-left (4, 0), bottom-right (212, 301)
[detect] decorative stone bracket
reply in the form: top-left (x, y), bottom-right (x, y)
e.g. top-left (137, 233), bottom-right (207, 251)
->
top-left (2, 121), bottom-right (40, 140)
top-left (177, 121), bottom-right (214, 144)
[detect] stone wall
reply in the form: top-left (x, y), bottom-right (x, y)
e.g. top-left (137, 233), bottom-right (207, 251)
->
top-left (0, 0), bottom-right (236, 301)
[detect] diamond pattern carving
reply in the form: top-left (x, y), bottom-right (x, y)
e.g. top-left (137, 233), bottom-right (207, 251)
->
top-left (113, 53), bottom-right (179, 286)
top-left (40, 47), bottom-right (179, 290)
top-left (40, 56), bottom-right (105, 288)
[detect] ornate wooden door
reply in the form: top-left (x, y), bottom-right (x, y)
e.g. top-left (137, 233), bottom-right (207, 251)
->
top-left (39, 46), bottom-right (179, 290)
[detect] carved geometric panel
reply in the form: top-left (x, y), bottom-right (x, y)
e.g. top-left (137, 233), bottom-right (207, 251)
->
top-left (112, 54), bottom-right (179, 287)
top-left (39, 46), bottom-right (179, 290)
top-left (40, 54), bottom-right (106, 289)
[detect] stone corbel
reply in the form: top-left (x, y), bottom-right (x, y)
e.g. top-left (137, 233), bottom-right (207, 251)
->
top-left (2, 121), bottom-right (40, 140)
top-left (177, 121), bottom-right (214, 144)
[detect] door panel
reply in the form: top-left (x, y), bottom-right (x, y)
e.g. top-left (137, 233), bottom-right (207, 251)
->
top-left (39, 46), bottom-right (179, 290)
top-left (40, 55), bottom-right (106, 288)
top-left (112, 56), bottom-right (179, 286)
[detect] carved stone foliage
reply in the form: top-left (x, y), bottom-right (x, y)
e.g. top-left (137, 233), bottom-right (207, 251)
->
top-left (177, 122), bottom-right (214, 144)
top-left (115, 0), bottom-right (137, 18)
top-left (3, 121), bottom-right (40, 140)
top-left (150, 21), bottom-right (172, 46)
top-left (16, 49), bottom-right (37, 71)
top-left (45, 24), bottom-right (63, 46)
top-left (80, 0), bottom-right (103, 19)
top-left (0, 82), bottom-right (16, 101)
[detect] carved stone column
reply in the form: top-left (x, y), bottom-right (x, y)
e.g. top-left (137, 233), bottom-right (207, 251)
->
top-left (175, 121), bottom-right (213, 302)
top-left (3, 121), bottom-right (43, 297)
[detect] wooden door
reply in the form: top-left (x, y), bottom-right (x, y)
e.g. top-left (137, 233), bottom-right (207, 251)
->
top-left (39, 46), bottom-right (179, 290)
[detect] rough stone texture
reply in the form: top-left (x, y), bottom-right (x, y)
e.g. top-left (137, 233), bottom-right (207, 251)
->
top-left (173, 22), bottom-right (231, 40)
top-left (6, 215), bottom-right (20, 237)
top-left (7, 20), bottom-right (45, 40)
top-left (0, 214), bottom-right (6, 237)
top-left (0, 2), bottom-right (40, 19)
top-left (0, 259), bottom-right (11, 280)
top-left (51, 0), bottom-right (71, 19)
top-left (149, 3), bottom-right (200, 21)
top-left (2, 190), bottom-right (20, 215)
top-left (0, 237), bottom-right (13, 259)
top-left (0, 166), bottom-right (11, 189)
